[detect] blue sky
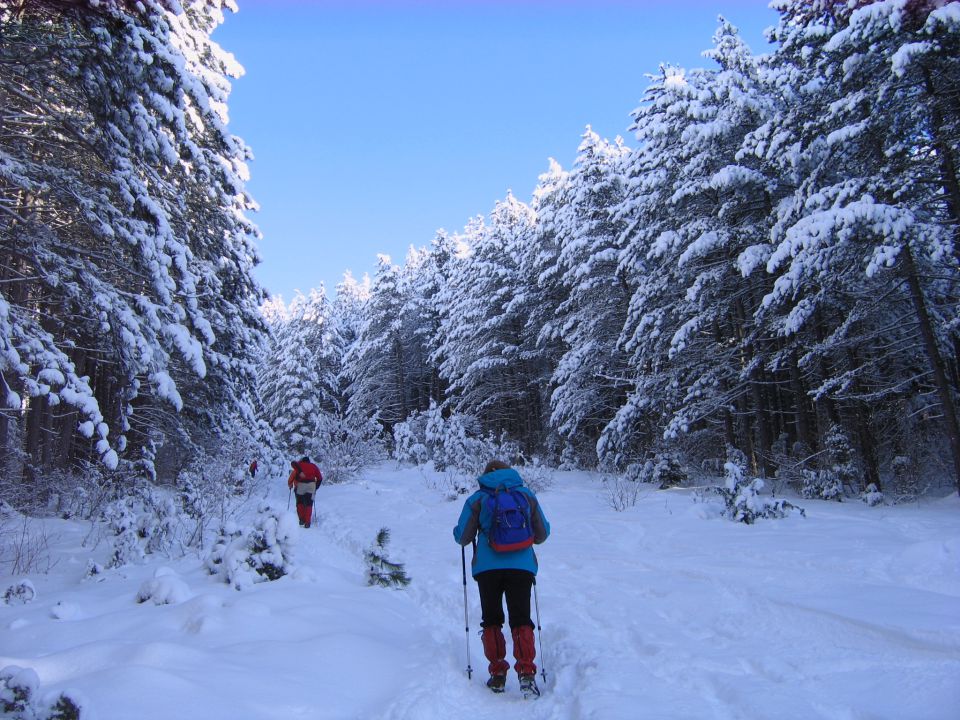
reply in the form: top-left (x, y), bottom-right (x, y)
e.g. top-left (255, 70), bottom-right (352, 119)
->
top-left (213, 1), bottom-right (779, 301)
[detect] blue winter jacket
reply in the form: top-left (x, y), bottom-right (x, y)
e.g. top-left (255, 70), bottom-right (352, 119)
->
top-left (453, 467), bottom-right (550, 577)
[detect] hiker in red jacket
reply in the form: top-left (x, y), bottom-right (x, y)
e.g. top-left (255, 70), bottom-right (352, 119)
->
top-left (287, 456), bottom-right (322, 528)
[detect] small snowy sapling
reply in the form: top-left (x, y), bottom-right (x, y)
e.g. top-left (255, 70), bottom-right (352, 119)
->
top-left (799, 468), bottom-right (844, 502)
top-left (635, 451), bottom-right (688, 489)
top-left (0, 665), bottom-right (81, 720)
top-left (102, 498), bottom-right (145, 569)
top-left (365, 527), bottom-right (411, 588)
top-left (860, 483), bottom-right (885, 507)
top-left (206, 503), bottom-right (296, 589)
top-left (714, 462), bottom-right (805, 524)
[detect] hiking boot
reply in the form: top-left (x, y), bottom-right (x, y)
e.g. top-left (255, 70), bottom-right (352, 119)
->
top-left (486, 674), bottom-right (506, 693)
top-left (519, 674), bottom-right (540, 699)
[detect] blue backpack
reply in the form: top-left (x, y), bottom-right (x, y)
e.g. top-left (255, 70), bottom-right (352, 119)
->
top-left (483, 486), bottom-right (534, 552)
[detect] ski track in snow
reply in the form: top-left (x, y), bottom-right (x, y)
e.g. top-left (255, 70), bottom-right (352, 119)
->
top-left (1, 465), bottom-right (959, 719)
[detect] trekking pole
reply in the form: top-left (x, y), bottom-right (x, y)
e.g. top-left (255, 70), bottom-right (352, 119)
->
top-left (461, 545), bottom-right (473, 680)
top-left (287, 486), bottom-right (292, 510)
top-left (533, 577), bottom-right (546, 685)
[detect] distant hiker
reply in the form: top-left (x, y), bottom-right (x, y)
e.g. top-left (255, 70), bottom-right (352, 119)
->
top-left (453, 460), bottom-right (550, 698)
top-left (249, 460), bottom-right (258, 478)
top-left (287, 456), bottom-right (322, 528)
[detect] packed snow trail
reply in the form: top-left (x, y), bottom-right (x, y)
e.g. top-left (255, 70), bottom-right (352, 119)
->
top-left (1, 464), bottom-right (958, 719)
top-left (312, 466), bottom-right (960, 720)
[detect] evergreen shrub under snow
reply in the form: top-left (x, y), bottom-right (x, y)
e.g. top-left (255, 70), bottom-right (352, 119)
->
top-left (134, 487), bottom-right (182, 556)
top-left (635, 451), bottom-right (688, 489)
top-left (101, 498), bottom-right (145, 569)
top-left (860, 484), bottom-right (885, 507)
top-left (713, 462), bottom-right (805, 524)
top-left (94, 485), bottom-right (185, 571)
top-left (799, 468), bottom-right (844, 502)
top-left (205, 503), bottom-right (296, 590)
top-left (816, 426), bottom-right (862, 496)
top-left (2, 579), bottom-right (36, 606)
top-left (0, 665), bottom-right (82, 720)
top-left (135, 568), bottom-right (191, 606)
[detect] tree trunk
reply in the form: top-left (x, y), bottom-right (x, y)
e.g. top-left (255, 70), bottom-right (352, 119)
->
top-left (790, 349), bottom-right (814, 451)
top-left (901, 246), bottom-right (960, 495)
top-left (851, 399), bottom-right (881, 491)
top-left (393, 334), bottom-right (408, 423)
top-left (810, 311), bottom-right (842, 450)
top-left (750, 372), bottom-right (773, 478)
top-left (712, 320), bottom-right (738, 451)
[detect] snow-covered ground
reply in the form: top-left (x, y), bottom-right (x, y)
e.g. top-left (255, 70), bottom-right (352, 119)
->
top-left (2, 465), bottom-right (958, 719)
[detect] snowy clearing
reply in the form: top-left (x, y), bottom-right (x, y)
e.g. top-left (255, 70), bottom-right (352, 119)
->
top-left (2, 465), bottom-right (958, 719)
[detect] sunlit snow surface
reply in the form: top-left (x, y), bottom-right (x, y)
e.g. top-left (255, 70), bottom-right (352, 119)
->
top-left (2, 465), bottom-right (958, 719)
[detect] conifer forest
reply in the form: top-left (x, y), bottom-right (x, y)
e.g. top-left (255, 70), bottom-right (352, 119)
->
top-left (2, 0), bottom-right (960, 514)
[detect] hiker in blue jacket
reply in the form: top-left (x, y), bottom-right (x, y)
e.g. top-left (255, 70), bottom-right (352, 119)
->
top-left (453, 460), bottom-right (550, 697)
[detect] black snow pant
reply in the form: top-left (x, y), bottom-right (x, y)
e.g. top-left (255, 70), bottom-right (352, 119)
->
top-left (475, 569), bottom-right (535, 629)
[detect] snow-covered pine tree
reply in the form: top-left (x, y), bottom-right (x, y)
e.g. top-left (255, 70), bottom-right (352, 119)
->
top-left (102, 498), bottom-right (146, 569)
top-left (365, 527), bottom-right (411, 588)
top-left (756, 0), bottom-right (960, 494)
top-left (548, 129), bottom-right (633, 467)
top-left (259, 288), bottom-right (341, 458)
top-left (524, 159), bottom-right (574, 463)
top-left (331, 271), bottom-right (371, 414)
top-left (607, 20), bottom-right (781, 476)
top-left (342, 256), bottom-right (418, 433)
top-left (656, 21), bottom-right (782, 476)
top-left (396, 243), bottom-right (450, 416)
top-left (434, 196), bottom-right (545, 450)
top-left (715, 459), bottom-right (804, 524)
top-left (0, 1), bottom-right (266, 490)
top-left (409, 231), bottom-right (463, 411)
top-left (206, 502), bottom-right (296, 589)
top-left (600, 62), bottom-right (701, 469)
top-left (157, 0), bottom-right (270, 474)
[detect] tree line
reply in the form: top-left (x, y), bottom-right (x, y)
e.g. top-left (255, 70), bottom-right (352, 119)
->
top-left (2, 0), bottom-right (959, 508)
top-left (265, 1), bottom-right (960, 498)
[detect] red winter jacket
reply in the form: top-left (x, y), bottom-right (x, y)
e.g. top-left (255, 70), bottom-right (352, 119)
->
top-left (288, 460), bottom-right (322, 488)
